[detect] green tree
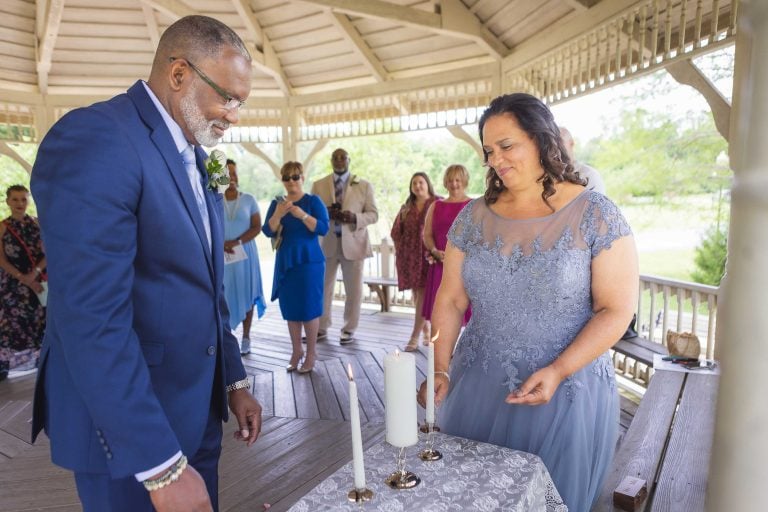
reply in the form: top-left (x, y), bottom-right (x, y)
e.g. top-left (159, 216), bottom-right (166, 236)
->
top-left (691, 225), bottom-right (727, 285)
top-left (584, 109), bottom-right (728, 200)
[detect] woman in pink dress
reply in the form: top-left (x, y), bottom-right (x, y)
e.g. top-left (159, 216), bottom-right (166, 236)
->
top-left (422, 165), bottom-right (472, 334)
top-left (390, 172), bottom-right (439, 351)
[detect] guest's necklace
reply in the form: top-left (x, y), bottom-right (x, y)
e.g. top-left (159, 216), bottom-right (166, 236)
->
top-left (224, 192), bottom-right (241, 221)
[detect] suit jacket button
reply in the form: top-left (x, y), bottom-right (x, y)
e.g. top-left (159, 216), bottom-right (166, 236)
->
top-left (99, 437), bottom-right (106, 445)
top-left (105, 452), bottom-right (113, 460)
top-left (207, 346), bottom-right (215, 356)
top-left (96, 429), bottom-right (103, 437)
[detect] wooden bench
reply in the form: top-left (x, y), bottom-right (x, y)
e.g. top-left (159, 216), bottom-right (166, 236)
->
top-left (335, 275), bottom-right (399, 312)
top-left (594, 367), bottom-right (720, 511)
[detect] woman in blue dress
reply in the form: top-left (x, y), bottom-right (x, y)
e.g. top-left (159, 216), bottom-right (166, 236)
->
top-left (418, 93), bottom-right (638, 511)
top-left (223, 159), bottom-right (267, 356)
top-left (263, 162), bottom-right (329, 374)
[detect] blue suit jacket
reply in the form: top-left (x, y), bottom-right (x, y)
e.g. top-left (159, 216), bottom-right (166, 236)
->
top-left (30, 81), bottom-right (246, 478)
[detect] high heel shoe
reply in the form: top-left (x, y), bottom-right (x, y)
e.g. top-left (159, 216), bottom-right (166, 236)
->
top-left (403, 337), bottom-right (419, 352)
top-left (286, 352), bottom-right (304, 372)
top-left (298, 355), bottom-right (316, 373)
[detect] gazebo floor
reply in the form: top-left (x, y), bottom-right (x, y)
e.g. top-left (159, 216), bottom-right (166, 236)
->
top-left (0, 304), bottom-right (637, 511)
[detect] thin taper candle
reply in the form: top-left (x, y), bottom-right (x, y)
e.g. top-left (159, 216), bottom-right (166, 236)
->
top-left (426, 340), bottom-right (435, 424)
top-left (348, 364), bottom-right (366, 489)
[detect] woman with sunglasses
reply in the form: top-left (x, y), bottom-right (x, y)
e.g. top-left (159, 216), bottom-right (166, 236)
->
top-left (263, 162), bottom-right (329, 374)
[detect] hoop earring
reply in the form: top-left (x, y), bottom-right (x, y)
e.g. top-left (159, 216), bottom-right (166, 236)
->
top-left (494, 179), bottom-right (501, 189)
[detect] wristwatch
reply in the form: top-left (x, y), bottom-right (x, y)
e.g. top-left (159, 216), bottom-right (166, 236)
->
top-left (301, 213), bottom-right (309, 221)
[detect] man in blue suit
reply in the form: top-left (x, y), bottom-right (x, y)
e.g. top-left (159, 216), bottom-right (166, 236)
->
top-left (30, 16), bottom-right (262, 512)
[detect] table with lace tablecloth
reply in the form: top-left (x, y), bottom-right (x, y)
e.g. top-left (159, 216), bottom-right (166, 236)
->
top-left (289, 432), bottom-right (568, 511)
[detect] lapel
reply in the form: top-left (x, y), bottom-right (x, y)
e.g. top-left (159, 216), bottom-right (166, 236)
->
top-left (341, 174), bottom-right (356, 209)
top-left (198, 147), bottom-right (223, 291)
top-left (126, 81), bottom-right (215, 281)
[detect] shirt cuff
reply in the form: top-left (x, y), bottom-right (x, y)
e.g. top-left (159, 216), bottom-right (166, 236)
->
top-left (135, 451), bottom-right (182, 482)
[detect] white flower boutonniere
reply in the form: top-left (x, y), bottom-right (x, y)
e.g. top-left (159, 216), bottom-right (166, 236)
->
top-left (351, 175), bottom-right (360, 185)
top-left (204, 149), bottom-right (229, 191)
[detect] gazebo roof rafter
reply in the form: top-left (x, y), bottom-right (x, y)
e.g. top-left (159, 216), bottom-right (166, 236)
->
top-left (0, 0), bottom-right (738, 144)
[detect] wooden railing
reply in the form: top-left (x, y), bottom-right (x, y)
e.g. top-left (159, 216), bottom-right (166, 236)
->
top-left (338, 239), bottom-right (719, 388)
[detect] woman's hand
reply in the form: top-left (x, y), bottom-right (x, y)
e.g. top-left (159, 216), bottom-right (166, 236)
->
top-left (19, 272), bottom-right (43, 294)
top-left (274, 200), bottom-right (294, 219)
top-left (504, 365), bottom-right (564, 406)
top-left (289, 206), bottom-right (306, 219)
top-left (416, 374), bottom-right (450, 409)
top-left (223, 240), bottom-right (239, 254)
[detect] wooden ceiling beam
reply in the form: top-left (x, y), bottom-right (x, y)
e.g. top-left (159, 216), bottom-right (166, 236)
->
top-left (299, 0), bottom-right (506, 59)
top-left (229, 0), bottom-right (293, 96)
top-left (140, 3), bottom-right (161, 50)
top-left (329, 12), bottom-right (388, 82)
top-left (36, 0), bottom-right (65, 95)
top-left (561, 0), bottom-right (600, 10)
top-left (140, 0), bottom-right (289, 95)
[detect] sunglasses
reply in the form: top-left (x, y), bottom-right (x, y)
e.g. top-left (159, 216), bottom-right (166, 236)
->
top-left (281, 174), bottom-right (302, 182)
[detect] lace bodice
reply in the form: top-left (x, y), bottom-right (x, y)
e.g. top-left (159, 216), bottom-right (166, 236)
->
top-left (448, 191), bottom-right (631, 398)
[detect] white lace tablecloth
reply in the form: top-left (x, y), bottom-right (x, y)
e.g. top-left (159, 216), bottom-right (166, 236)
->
top-left (289, 432), bottom-right (568, 511)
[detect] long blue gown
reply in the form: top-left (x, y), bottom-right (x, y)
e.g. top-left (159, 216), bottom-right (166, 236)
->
top-left (223, 192), bottom-right (266, 326)
top-left (439, 191), bottom-right (631, 512)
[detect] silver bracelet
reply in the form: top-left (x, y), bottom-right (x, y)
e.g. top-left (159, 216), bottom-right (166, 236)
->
top-left (226, 378), bottom-right (251, 393)
top-left (301, 213), bottom-right (309, 221)
top-left (435, 371), bottom-right (450, 382)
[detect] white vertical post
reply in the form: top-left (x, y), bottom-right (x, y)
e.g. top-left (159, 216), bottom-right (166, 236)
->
top-left (708, 1), bottom-right (768, 509)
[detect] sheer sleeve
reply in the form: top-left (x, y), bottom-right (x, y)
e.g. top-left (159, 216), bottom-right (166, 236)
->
top-left (447, 199), bottom-right (477, 252)
top-left (582, 193), bottom-right (632, 259)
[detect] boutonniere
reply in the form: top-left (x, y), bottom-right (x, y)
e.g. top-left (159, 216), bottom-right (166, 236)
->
top-left (351, 175), bottom-right (360, 185)
top-left (204, 149), bottom-right (229, 191)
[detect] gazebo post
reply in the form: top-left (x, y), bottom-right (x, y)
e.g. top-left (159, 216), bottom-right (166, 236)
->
top-left (707, 0), bottom-right (768, 509)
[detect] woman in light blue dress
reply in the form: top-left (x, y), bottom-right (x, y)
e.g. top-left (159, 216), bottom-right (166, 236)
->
top-left (418, 93), bottom-right (638, 511)
top-left (223, 159), bottom-right (266, 355)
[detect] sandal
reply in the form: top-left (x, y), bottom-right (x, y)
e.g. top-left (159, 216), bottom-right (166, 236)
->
top-left (422, 324), bottom-right (432, 346)
top-left (403, 337), bottom-right (419, 352)
top-left (286, 352), bottom-right (304, 372)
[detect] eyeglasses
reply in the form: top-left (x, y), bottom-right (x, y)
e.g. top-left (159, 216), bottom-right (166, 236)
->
top-left (281, 174), bottom-right (302, 182)
top-left (170, 57), bottom-right (246, 111)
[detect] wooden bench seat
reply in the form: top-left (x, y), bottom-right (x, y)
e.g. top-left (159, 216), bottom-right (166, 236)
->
top-left (594, 368), bottom-right (719, 511)
top-left (335, 275), bottom-right (399, 312)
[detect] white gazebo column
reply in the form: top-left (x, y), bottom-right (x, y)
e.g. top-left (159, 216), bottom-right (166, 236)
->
top-left (707, 1), bottom-right (768, 510)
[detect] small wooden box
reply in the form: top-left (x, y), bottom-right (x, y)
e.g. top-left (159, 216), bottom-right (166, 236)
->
top-left (613, 476), bottom-right (648, 511)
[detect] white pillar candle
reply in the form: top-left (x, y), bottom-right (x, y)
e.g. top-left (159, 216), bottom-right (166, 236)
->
top-left (347, 364), bottom-right (366, 490)
top-left (384, 349), bottom-right (418, 447)
top-left (426, 341), bottom-right (435, 424)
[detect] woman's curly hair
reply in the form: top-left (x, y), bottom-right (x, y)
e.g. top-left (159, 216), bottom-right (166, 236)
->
top-left (478, 93), bottom-right (585, 208)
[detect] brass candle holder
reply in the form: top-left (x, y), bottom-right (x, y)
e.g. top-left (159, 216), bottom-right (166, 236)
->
top-left (347, 488), bottom-right (374, 503)
top-left (418, 422), bottom-right (443, 461)
top-left (385, 446), bottom-right (421, 489)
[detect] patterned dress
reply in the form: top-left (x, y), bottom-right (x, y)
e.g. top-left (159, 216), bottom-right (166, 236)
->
top-left (1, 215), bottom-right (46, 371)
top-left (438, 191), bottom-right (631, 511)
top-left (390, 196), bottom-right (436, 291)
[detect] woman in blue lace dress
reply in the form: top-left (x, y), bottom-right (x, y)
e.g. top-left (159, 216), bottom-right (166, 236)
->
top-left (418, 94), bottom-right (638, 511)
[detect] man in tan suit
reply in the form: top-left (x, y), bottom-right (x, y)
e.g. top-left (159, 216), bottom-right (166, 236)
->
top-left (310, 148), bottom-right (378, 344)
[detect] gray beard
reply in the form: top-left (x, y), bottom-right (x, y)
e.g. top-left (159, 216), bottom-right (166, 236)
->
top-left (180, 87), bottom-right (223, 147)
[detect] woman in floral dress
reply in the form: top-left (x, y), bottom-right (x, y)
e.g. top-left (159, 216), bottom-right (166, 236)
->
top-left (0, 185), bottom-right (46, 380)
top-left (390, 172), bottom-right (438, 351)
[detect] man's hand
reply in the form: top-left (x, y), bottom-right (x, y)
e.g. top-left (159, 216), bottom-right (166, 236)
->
top-left (149, 464), bottom-right (212, 512)
top-left (339, 210), bottom-right (356, 224)
top-left (327, 204), bottom-right (342, 221)
top-left (229, 389), bottom-right (262, 447)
